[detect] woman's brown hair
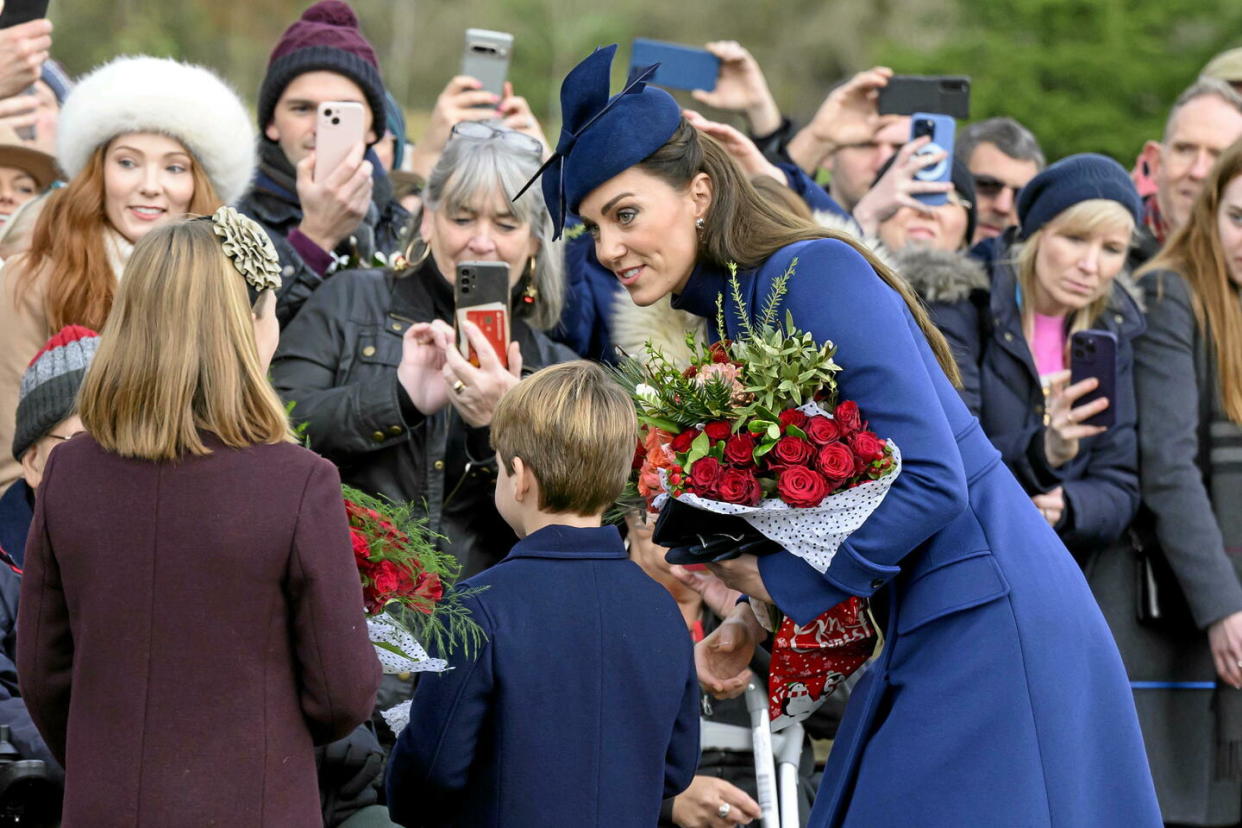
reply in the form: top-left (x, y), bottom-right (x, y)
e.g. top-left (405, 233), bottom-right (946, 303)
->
top-left (79, 219), bottom-right (292, 460)
top-left (1138, 137), bottom-right (1242, 423)
top-left (17, 138), bottom-right (220, 332)
top-left (639, 120), bottom-right (961, 386)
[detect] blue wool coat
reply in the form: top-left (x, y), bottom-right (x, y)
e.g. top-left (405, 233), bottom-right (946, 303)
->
top-left (385, 524), bottom-right (700, 827)
top-left (672, 238), bottom-right (1160, 827)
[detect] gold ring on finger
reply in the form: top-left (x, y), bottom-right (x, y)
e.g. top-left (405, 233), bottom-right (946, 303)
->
top-left (452, 380), bottom-right (466, 394)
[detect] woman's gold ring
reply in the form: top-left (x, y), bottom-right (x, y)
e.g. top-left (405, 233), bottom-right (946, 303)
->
top-left (452, 380), bottom-right (467, 394)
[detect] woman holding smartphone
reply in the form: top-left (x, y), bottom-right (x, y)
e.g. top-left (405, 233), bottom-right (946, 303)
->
top-left (536, 46), bottom-right (1159, 826)
top-left (1127, 139), bottom-right (1242, 826)
top-left (17, 210), bottom-right (379, 826)
top-left (919, 154), bottom-right (1143, 560)
top-left (272, 123), bottom-right (574, 577)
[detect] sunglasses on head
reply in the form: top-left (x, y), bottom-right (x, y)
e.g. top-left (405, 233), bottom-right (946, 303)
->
top-left (450, 121), bottom-right (544, 157)
top-left (972, 174), bottom-right (1022, 200)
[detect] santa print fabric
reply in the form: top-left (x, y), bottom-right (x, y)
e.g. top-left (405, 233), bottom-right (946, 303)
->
top-left (769, 597), bottom-right (875, 730)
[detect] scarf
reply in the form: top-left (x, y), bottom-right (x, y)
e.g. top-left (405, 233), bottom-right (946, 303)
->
top-left (1142, 194), bottom-right (1168, 246)
top-left (105, 227), bottom-right (134, 282)
top-left (255, 139), bottom-right (394, 221)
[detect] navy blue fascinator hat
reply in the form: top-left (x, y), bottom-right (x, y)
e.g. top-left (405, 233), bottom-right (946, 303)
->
top-left (514, 44), bottom-right (682, 239)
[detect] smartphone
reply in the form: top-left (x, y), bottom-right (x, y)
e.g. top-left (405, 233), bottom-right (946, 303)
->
top-left (1069, 330), bottom-right (1118, 429)
top-left (455, 261), bottom-right (511, 370)
top-left (878, 75), bottom-right (971, 119)
top-left (629, 38), bottom-right (720, 92)
top-left (314, 102), bottom-right (365, 183)
top-left (462, 29), bottom-right (512, 101)
top-left (0, 0), bottom-right (51, 28)
top-left (910, 112), bottom-right (956, 207)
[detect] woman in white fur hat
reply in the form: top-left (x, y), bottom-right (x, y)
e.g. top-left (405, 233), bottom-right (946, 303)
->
top-left (0, 56), bottom-right (256, 493)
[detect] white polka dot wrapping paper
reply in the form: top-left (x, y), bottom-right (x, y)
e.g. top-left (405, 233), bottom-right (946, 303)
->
top-left (653, 402), bottom-right (903, 573)
top-left (366, 614), bottom-right (448, 675)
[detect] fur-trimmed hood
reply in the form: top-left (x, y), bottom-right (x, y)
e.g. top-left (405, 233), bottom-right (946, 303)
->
top-left (57, 56), bottom-right (256, 204)
top-left (611, 213), bottom-right (893, 365)
top-left (892, 246), bottom-right (989, 305)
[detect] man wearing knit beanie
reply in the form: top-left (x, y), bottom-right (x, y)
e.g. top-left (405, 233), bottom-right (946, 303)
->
top-left (0, 326), bottom-right (97, 790)
top-left (238, 0), bottom-right (411, 327)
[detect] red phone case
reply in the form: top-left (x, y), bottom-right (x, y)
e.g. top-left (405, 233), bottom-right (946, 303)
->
top-left (462, 306), bottom-right (510, 370)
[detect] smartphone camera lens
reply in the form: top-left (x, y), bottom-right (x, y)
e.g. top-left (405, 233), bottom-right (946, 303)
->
top-left (324, 108), bottom-right (333, 117)
top-left (1072, 347), bottom-right (1086, 360)
top-left (1085, 340), bottom-right (1096, 353)
top-left (331, 117), bottom-right (340, 125)
top-left (914, 119), bottom-right (935, 139)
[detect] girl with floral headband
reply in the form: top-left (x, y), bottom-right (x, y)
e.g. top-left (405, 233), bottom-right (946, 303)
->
top-left (16, 208), bottom-right (379, 826)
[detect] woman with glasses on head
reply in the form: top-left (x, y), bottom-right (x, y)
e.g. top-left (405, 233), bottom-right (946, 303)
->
top-left (272, 121), bottom-right (574, 578)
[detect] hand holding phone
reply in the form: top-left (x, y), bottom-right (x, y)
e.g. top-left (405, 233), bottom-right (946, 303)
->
top-left (1068, 330), bottom-right (1118, 429)
top-left (314, 101), bottom-right (366, 183)
top-left (462, 29), bottom-right (512, 102)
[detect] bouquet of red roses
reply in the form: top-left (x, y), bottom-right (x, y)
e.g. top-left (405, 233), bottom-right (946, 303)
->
top-left (343, 485), bottom-right (484, 676)
top-left (614, 260), bottom-right (896, 729)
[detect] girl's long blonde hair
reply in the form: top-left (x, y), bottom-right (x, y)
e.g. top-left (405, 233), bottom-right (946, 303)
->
top-left (79, 219), bottom-right (292, 460)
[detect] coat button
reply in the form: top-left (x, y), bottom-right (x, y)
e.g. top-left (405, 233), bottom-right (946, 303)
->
top-left (389, 425), bottom-right (403, 436)
top-left (362, 345), bottom-right (376, 357)
top-left (391, 322), bottom-right (403, 332)
top-left (433, 459), bottom-right (445, 470)
top-left (870, 578), bottom-right (884, 590)
top-left (1114, 314), bottom-right (1123, 325)
top-left (371, 431), bottom-right (385, 442)
top-left (281, 265), bottom-right (294, 277)
top-left (1003, 331), bottom-right (1014, 342)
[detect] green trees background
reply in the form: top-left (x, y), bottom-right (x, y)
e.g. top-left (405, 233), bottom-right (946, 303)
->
top-left (46, 0), bottom-right (1241, 165)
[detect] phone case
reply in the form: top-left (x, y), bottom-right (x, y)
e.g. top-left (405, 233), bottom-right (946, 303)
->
top-left (0, 0), bottom-right (51, 28)
top-left (878, 75), bottom-right (971, 119)
top-left (462, 29), bottom-right (513, 99)
top-left (630, 38), bottom-right (720, 92)
top-left (1069, 330), bottom-right (1118, 429)
top-left (455, 262), bottom-right (511, 370)
top-left (910, 112), bottom-right (957, 206)
top-left (314, 102), bottom-right (365, 183)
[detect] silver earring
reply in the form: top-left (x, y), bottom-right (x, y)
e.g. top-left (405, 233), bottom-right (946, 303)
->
top-left (695, 217), bottom-right (705, 233)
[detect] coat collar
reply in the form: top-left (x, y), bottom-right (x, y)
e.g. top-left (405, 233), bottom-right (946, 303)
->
top-left (503, 524), bottom-right (627, 561)
top-left (670, 259), bottom-right (737, 321)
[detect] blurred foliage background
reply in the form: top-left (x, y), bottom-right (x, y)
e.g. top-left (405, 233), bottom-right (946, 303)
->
top-left (45, 0), bottom-right (1242, 165)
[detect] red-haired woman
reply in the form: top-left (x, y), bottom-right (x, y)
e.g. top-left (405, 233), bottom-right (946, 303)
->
top-left (0, 56), bottom-right (254, 492)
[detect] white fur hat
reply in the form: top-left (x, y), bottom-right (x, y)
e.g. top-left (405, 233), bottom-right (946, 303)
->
top-left (57, 56), bottom-right (256, 204)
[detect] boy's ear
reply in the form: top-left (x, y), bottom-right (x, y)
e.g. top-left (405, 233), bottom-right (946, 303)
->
top-left (510, 456), bottom-right (533, 504)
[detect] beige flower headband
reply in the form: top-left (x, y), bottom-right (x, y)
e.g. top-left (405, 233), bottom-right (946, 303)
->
top-left (210, 205), bottom-right (281, 293)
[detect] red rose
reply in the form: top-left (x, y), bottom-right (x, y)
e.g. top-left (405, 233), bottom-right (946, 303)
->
top-left (834, 401), bottom-right (862, 434)
top-left (688, 456), bottom-right (724, 495)
top-left (632, 438), bottom-right (645, 470)
top-left (817, 442), bottom-right (856, 485)
top-left (670, 428), bottom-right (700, 454)
top-left (413, 572), bottom-right (444, 611)
top-left (704, 421), bottom-right (732, 442)
top-left (723, 433), bottom-right (757, 466)
top-left (373, 560), bottom-right (400, 597)
top-left (682, 365), bottom-right (698, 379)
top-left (850, 430), bottom-right (886, 464)
top-left (777, 466), bottom-right (830, 508)
top-left (718, 468), bottom-right (763, 505)
top-left (350, 529), bottom-right (371, 562)
top-left (768, 436), bottom-right (814, 468)
top-left (804, 416), bottom-right (841, 446)
top-left (708, 340), bottom-right (733, 363)
top-left (778, 409), bottom-right (809, 431)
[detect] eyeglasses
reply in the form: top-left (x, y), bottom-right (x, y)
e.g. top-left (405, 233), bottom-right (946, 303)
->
top-left (972, 174), bottom-right (1022, 201)
top-left (946, 191), bottom-right (973, 210)
top-left (450, 121), bottom-right (544, 157)
top-left (46, 430), bottom-right (85, 442)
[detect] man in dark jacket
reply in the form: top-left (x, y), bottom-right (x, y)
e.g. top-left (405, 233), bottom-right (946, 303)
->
top-left (238, 0), bottom-right (411, 326)
top-left (0, 326), bottom-right (99, 796)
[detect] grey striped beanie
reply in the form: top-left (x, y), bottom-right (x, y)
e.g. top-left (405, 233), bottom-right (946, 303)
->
top-left (13, 326), bottom-right (99, 461)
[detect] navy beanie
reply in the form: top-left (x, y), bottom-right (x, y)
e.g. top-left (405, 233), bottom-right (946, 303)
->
top-left (1017, 153), bottom-right (1141, 240)
top-left (874, 154), bottom-right (977, 246)
top-left (516, 45), bottom-right (682, 239)
top-left (258, 1), bottom-right (386, 143)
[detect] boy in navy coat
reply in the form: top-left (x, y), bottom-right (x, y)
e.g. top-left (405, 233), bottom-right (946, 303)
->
top-left (386, 361), bottom-right (700, 827)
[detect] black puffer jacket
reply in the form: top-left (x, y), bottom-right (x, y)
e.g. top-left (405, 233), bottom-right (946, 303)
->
top-left (271, 259), bottom-right (576, 576)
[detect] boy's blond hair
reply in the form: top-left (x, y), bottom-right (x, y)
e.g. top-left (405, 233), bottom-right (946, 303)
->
top-left (491, 361), bottom-right (636, 516)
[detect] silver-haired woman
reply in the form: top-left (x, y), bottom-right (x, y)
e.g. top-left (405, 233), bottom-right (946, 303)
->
top-left (272, 123), bottom-right (575, 577)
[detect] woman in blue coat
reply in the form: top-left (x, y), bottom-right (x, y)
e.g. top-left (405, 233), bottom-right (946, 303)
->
top-left (527, 46), bottom-right (1161, 827)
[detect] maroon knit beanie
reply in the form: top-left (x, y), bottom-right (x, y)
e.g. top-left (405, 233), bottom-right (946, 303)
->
top-left (258, 1), bottom-right (386, 139)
